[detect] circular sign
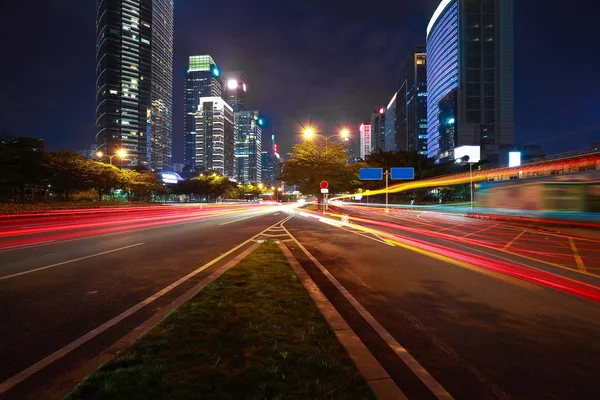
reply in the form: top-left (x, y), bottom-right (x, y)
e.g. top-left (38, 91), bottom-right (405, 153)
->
top-left (320, 181), bottom-right (329, 189)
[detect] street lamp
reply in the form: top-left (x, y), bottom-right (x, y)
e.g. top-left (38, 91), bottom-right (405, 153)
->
top-left (302, 126), bottom-right (351, 142)
top-left (97, 149), bottom-right (126, 167)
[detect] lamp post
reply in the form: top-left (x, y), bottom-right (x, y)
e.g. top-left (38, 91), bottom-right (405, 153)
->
top-left (96, 149), bottom-right (126, 168)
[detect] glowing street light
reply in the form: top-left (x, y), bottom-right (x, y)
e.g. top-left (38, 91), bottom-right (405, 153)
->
top-left (97, 149), bottom-right (126, 167)
top-left (340, 128), bottom-right (350, 139)
top-left (117, 149), bottom-right (127, 158)
top-left (258, 183), bottom-right (264, 189)
top-left (303, 127), bottom-right (315, 139)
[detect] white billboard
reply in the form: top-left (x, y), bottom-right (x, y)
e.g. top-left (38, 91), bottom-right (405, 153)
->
top-left (454, 146), bottom-right (481, 163)
top-left (509, 151), bottom-right (522, 167)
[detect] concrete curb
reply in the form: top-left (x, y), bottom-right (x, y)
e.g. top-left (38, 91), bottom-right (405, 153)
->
top-left (278, 242), bottom-right (408, 400)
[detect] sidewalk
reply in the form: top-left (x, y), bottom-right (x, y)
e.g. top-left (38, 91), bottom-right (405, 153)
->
top-left (66, 241), bottom-right (377, 400)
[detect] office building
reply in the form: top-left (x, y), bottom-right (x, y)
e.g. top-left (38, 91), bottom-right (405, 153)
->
top-left (427, 0), bottom-right (514, 164)
top-left (397, 46), bottom-right (428, 155)
top-left (195, 97), bottom-right (235, 178)
top-left (370, 107), bottom-right (386, 153)
top-left (224, 71), bottom-right (248, 112)
top-left (184, 55), bottom-right (222, 168)
top-left (359, 123), bottom-right (372, 160)
top-left (385, 92), bottom-right (398, 152)
top-left (95, 0), bottom-right (174, 171)
top-left (234, 111), bottom-right (263, 183)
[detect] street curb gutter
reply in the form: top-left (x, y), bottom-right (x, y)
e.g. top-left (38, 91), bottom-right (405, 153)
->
top-left (57, 242), bottom-right (260, 396)
top-left (278, 242), bottom-right (408, 400)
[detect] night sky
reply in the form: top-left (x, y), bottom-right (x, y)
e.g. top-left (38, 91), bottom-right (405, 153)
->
top-left (0, 0), bottom-right (598, 162)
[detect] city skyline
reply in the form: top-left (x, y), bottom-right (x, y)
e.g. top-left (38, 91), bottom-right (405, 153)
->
top-left (1, 1), bottom-right (599, 162)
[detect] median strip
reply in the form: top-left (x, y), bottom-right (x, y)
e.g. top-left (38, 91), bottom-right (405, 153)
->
top-left (66, 241), bottom-right (376, 400)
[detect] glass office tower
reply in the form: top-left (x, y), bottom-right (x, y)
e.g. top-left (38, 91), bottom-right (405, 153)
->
top-left (223, 71), bottom-right (248, 112)
top-left (195, 97), bottom-right (235, 178)
top-left (397, 46), bottom-right (428, 155)
top-left (427, 0), bottom-right (514, 164)
top-left (95, 0), bottom-right (173, 171)
top-left (184, 55), bottom-right (222, 168)
top-left (234, 111), bottom-right (262, 184)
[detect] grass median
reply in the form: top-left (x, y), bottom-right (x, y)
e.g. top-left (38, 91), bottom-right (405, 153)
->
top-left (66, 241), bottom-right (376, 400)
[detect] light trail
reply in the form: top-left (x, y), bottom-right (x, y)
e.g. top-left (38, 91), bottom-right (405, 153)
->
top-left (296, 208), bottom-right (600, 303)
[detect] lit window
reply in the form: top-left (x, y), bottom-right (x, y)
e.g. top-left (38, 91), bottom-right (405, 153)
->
top-left (109, 90), bottom-right (118, 95)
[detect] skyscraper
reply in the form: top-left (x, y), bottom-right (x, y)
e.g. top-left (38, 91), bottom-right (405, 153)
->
top-left (397, 46), bottom-right (428, 155)
top-left (224, 72), bottom-right (248, 112)
top-left (426, 0), bottom-right (514, 164)
top-left (385, 92), bottom-right (398, 152)
top-left (184, 55), bottom-right (222, 168)
top-left (234, 111), bottom-right (263, 183)
top-left (370, 107), bottom-right (386, 153)
top-left (195, 97), bottom-right (235, 178)
top-left (95, 0), bottom-right (174, 171)
top-left (359, 123), bottom-right (372, 160)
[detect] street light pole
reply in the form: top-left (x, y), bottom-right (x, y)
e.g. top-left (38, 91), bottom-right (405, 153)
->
top-left (469, 163), bottom-right (474, 211)
top-left (385, 169), bottom-right (389, 213)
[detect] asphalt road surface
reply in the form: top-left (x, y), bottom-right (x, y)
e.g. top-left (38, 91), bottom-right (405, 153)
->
top-left (0, 204), bottom-right (288, 399)
top-left (2, 203), bottom-right (600, 399)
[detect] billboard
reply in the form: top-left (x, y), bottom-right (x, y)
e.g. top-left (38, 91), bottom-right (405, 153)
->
top-left (454, 146), bottom-right (481, 163)
top-left (509, 151), bottom-right (522, 168)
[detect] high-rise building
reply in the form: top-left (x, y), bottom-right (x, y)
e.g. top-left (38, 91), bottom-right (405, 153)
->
top-left (426, 0), bottom-right (514, 164)
top-left (359, 123), bottom-right (372, 160)
top-left (397, 46), bottom-right (428, 155)
top-left (343, 137), bottom-right (358, 163)
top-left (385, 92), bottom-right (398, 152)
top-left (184, 55), bottom-right (222, 168)
top-left (370, 107), bottom-right (386, 153)
top-left (195, 97), bottom-right (235, 178)
top-left (224, 72), bottom-right (248, 112)
top-left (95, 0), bottom-right (174, 171)
top-left (234, 111), bottom-right (263, 183)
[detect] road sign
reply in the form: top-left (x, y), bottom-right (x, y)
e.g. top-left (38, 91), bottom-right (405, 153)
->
top-left (354, 194), bottom-right (363, 200)
top-left (320, 188), bottom-right (329, 194)
top-left (320, 180), bottom-right (329, 189)
top-left (359, 168), bottom-right (383, 180)
top-left (390, 167), bottom-right (415, 180)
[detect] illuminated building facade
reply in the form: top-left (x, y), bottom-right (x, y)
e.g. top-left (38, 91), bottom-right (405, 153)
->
top-left (224, 71), bottom-right (247, 112)
top-left (385, 93), bottom-right (397, 152)
top-left (397, 46), bottom-right (428, 155)
top-left (195, 97), bottom-right (235, 178)
top-left (95, 0), bottom-right (173, 171)
top-left (234, 111), bottom-right (262, 183)
top-left (427, 0), bottom-right (514, 164)
top-left (184, 55), bottom-right (222, 168)
top-left (370, 107), bottom-right (386, 153)
top-left (359, 123), bottom-right (372, 160)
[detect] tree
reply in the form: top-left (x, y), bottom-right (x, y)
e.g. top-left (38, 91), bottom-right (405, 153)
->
top-left (88, 162), bottom-right (124, 201)
top-left (279, 140), bottom-right (361, 195)
top-left (44, 151), bottom-right (94, 201)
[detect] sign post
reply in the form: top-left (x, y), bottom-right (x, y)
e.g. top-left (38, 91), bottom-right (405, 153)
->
top-left (359, 167), bottom-right (415, 210)
top-left (320, 181), bottom-right (329, 213)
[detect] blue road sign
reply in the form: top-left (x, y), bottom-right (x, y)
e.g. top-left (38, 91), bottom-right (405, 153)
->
top-left (390, 167), bottom-right (415, 180)
top-left (359, 168), bottom-right (383, 180)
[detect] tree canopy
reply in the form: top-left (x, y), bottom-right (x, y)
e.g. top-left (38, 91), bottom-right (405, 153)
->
top-left (279, 139), bottom-right (361, 195)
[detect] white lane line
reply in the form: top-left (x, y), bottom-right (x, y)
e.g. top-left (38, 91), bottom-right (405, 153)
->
top-left (281, 222), bottom-right (455, 400)
top-left (0, 243), bottom-right (145, 281)
top-left (219, 212), bottom-right (265, 225)
top-left (0, 217), bottom-right (291, 394)
top-left (0, 240), bottom-right (55, 250)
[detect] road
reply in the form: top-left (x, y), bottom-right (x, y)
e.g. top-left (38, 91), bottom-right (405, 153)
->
top-left (280, 205), bottom-right (600, 399)
top-left (2, 203), bottom-right (600, 399)
top-left (0, 204), bottom-right (289, 399)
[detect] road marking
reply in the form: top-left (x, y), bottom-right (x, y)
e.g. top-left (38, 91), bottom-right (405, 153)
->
top-left (0, 240), bottom-right (55, 250)
top-left (462, 223), bottom-right (499, 238)
top-left (278, 242), bottom-right (407, 400)
top-left (219, 213), bottom-right (265, 225)
top-left (0, 243), bottom-right (145, 281)
top-left (0, 216), bottom-right (292, 394)
top-left (568, 238), bottom-right (587, 272)
top-left (503, 229), bottom-right (527, 250)
top-left (438, 223), bottom-right (464, 232)
top-left (281, 222), bottom-right (455, 400)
